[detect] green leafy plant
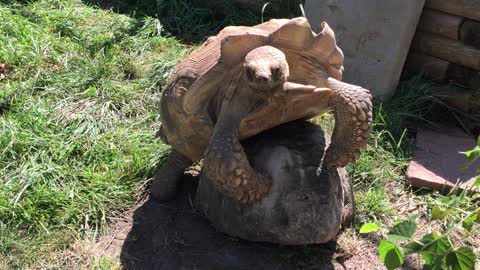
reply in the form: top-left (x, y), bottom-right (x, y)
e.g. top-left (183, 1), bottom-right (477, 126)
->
top-left (360, 213), bottom-right (478, 270)
top-left (461, 135), bottom-right (480, 187)
top-left (359, 138), bottom-right (480, 270)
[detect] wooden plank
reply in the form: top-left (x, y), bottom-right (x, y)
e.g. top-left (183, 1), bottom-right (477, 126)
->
top-left (460, 20), bottom-right (480, 49)
top-left (405, 52), bottom-right (450, 80)
top-left (412, 31), bottom-right (480, 70)
top-left (418, 9), bottom-right (463, 40)
top-left (426, 0), bottom-right (480, 21)
top-left (448, 64), bottom-right (480, 90)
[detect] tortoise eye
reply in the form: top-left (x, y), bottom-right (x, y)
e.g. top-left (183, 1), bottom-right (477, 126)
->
top-left (246, 66), bottom-right (255, 81)
top-left (271, 67), bottom-right (281, 80)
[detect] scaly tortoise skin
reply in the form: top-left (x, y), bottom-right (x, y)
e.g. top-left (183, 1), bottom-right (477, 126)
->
top-left (152, 17), bottom-right (373, 203)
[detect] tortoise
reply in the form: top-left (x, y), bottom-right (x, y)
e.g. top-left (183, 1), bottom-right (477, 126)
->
top-left (195, 121), bottom-right (356, 244)
top-left (152, 17), bottom-right (373, 203)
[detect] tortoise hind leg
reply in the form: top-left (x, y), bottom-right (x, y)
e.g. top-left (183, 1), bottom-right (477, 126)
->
top-left (150, 150), bottom-right (192, 201)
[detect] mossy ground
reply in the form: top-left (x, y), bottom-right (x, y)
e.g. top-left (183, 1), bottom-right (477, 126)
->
top-left (0, 0), bottom-right (478, 268)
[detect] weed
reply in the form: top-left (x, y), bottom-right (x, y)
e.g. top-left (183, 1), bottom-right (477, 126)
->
top-left (354, 80), bottom-right (479, 269)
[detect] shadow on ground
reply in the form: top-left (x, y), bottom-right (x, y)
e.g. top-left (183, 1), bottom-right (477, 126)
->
top-left (82, 0), bottom-right (260, 43)
top-left (81, 0), bottom-right (157, 16)
top-left (81, 0), bottom-right (303, 43)
top-left (120, 175), bottom-right (339, 270)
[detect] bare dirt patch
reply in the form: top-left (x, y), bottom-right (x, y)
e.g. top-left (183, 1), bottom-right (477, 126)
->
top-left (66, 174), bottom-right (391, 270)
top-left (64, 165), bottom-right (479, 270)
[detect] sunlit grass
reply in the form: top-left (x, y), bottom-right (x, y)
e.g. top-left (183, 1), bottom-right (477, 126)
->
top-left (0, 0), bottom-right (186, 267)
top-left (1, 0), bottom-right (478, 268)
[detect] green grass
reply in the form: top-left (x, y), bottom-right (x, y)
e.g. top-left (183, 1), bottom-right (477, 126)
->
top-left (1, 0), bottom-right (478, 268)
top-left (0, 0), bottom-right (190, 267)
top-left (84, 0), bottom-right (302, 43)
top-left (347, 77), bottom-right (480, 256)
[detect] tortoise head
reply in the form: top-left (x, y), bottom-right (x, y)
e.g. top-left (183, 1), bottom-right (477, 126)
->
top-left (243, 46), bottom-right (289, 97)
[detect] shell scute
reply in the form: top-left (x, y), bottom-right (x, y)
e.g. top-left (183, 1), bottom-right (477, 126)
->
top-left (171, 18), bottom-right (345, 115)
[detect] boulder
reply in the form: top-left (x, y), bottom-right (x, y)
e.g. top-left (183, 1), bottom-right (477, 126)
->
top-left (195, 121), bottom-right (354, 245)
top-left (305, 0), bottom-right (425, 99)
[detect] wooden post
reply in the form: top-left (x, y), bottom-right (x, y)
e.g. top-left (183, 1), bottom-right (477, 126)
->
top-left (426, 0), bottom-right (480, 21)
top-left (417, 9), bottom-right (463, 40)
top-left (405, 53), bottom-right (450, 80)
top-left (460, 20), bottom-right (480, 49)
top-left (412, 31), bottom-right (480, 71)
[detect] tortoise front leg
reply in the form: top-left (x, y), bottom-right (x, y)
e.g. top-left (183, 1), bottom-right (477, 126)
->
top-left (203, 110), bottom-right (271, 203)
top-left (150, 150), bottom-right (192, 201)
top-left (325, 78), bottom-right (373, 167)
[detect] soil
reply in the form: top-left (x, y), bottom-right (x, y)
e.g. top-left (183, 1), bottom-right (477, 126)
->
top-left (74, 174), bottom-right (389, 270)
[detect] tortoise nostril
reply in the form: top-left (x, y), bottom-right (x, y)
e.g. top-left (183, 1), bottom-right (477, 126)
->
top-left (255, 75), bottom-right (269, 83)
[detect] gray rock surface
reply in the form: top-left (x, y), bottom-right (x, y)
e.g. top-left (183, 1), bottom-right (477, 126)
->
top-left (305, 0), bottom-right (425, 99)
top-left (195, 121), bottom-right (354, 245)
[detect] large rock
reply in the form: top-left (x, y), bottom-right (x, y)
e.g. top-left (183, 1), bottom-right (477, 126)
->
top-left (195, 121), bottom-right (354, 245)
top-left (305, 0), bottom-right (425, 99)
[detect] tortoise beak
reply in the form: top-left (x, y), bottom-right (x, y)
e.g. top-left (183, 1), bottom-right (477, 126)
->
top-left (283, 82), bottom-right (330, 94)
